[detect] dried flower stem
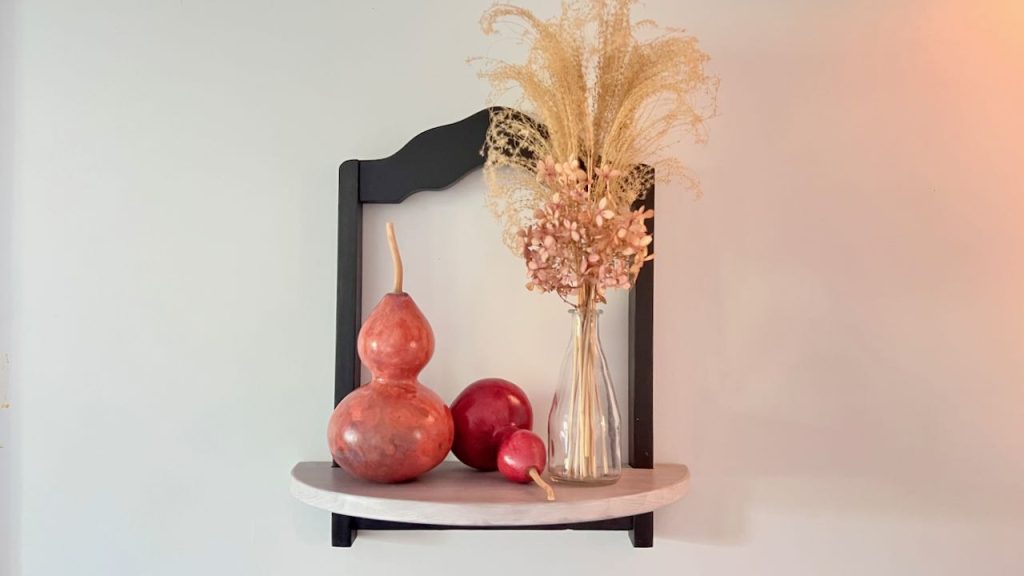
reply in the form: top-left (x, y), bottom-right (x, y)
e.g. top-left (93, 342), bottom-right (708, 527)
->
top-left (561, 304), bottom-right (612, 482)
top-left (386, 222), bottom-right (404, 294)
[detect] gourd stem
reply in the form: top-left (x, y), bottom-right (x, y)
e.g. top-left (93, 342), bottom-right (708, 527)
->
top-left (528, 468), bottom-right (556, 501)
top-left (386, 222), bottom-right (404, 293)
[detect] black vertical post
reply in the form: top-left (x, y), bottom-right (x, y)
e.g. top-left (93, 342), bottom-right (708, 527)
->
top-left (332, 514), bottom-right (358, 548)
top-left (332, 159), bottom-right (362, 548)
top-left (628, 169), bottom-right (655, 548)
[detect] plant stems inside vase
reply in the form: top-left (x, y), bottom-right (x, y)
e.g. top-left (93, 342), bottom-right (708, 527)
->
top-left (550, 284), bottom-right (620, 485)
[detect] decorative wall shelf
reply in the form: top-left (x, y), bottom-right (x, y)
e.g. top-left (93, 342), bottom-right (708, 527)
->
top-left (292, 462), bottom-right (689, 527)
top-left (292, 108), bottom-right (683, 547)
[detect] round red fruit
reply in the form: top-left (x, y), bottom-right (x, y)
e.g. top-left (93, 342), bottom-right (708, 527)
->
top-left (450, 378), bottom-right (533, 471)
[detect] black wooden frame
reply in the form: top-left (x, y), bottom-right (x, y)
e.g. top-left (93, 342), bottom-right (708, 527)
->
top-left (333, 108), bottom-right (655, 547)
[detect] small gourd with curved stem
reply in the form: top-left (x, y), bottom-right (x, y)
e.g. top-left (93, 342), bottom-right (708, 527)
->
top-left (328, 223), bottom-right (454, 483)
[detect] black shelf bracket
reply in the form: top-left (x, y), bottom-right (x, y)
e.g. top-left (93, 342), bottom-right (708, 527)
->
top-left (333, 108), bottom-right (655, 547)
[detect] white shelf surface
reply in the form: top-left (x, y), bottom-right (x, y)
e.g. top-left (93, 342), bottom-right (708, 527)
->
top-left (291, 461), bottom-right (689, 526)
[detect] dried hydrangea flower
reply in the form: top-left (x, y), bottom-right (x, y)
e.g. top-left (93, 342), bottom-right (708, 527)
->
top-left (519, 159), bottom-right (653, 306)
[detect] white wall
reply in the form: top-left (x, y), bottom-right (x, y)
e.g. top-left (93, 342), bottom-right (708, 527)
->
top-left (5, 1), bottom-right (1024, 575)
top-left (1, 0), bottom-right (14, 569)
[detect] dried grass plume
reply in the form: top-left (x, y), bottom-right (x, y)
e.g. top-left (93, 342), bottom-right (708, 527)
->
top-left (475, 0), bottom-right (718, 252)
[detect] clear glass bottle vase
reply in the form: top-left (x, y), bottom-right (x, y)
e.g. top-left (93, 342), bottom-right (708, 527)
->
top-left (547, 308), bottom-right (622, 485)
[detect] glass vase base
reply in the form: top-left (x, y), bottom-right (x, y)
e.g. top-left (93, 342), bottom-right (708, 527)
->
top-left (548, 473), bottom-right (621, 486)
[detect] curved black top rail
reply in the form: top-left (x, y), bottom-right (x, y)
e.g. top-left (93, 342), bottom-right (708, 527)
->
top-left (358, 108), bottom-right (492, 204)
top-left (356, 106), bottom-right (548, 204)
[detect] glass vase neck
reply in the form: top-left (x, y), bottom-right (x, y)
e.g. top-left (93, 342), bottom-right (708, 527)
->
top-left (569, 308), bottom-right (603, 336)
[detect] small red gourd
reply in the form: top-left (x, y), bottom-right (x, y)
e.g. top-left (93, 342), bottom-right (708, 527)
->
top-left (327, 223), bottom-right (454, 483)
top-left (497, 430), bottom-right (555, 501)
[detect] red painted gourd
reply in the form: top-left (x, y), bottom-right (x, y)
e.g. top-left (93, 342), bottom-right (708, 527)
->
top-left (327, 223), bottom-right (454, 483)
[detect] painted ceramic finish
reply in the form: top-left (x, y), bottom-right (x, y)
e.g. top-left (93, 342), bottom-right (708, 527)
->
top-left (497, 430), bottom-right (547, 483)
top-left (450, 378), bottom-right (533, 471)
top-left (328, 292), bottom-right (454, 483)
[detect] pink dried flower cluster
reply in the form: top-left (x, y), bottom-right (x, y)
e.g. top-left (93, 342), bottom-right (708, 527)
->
top-left (519, 157), bottom-right (654, 305)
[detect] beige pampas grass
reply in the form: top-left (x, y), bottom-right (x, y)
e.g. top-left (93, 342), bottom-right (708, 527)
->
top-left (475, 0), bottom-right (718, 253)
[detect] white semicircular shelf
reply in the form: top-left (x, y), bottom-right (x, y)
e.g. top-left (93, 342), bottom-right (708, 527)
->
top-left (291, 462), bottom-right (689, 527)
